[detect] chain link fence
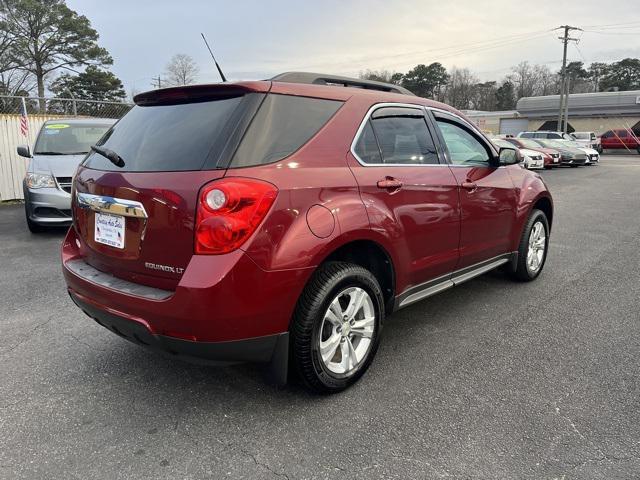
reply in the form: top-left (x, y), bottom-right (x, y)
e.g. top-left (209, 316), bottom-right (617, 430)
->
top-left (0, 95), bottom-right (133, 119)
top-left (0, 95), bottom-right (133, 201)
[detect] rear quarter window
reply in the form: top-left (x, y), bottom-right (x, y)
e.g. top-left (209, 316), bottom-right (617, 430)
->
top-left (230, 94), bottom-right (342, 167)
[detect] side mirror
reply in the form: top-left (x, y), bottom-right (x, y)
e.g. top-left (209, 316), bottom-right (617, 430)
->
top-left (498, 147), bottom-right (519, 166)
top-left (17, 145), bottom-right (31, 158)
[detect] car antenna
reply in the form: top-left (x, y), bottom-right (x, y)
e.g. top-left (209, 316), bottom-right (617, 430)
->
top-left (200, 33), bottom-right (227, 82)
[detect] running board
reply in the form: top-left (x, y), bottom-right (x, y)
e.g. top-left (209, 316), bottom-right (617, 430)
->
top-left (395, 253), bottom-right (516, 310)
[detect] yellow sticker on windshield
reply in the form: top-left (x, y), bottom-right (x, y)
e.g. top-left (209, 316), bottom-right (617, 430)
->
top-left (45, 124), bottom-right (70, 129)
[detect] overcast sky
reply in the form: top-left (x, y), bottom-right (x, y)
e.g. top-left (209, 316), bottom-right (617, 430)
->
top-left (67, 0), bottom-right (640, 95)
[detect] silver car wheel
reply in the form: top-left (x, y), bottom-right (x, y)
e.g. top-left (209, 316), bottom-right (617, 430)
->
top-left (319, 287), bottom-right (375, 375)
top-left (526, 221), bottom-right (546, 273)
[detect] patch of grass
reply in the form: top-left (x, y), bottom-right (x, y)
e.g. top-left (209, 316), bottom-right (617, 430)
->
top-left (1, 200), bottom-right (24, 206)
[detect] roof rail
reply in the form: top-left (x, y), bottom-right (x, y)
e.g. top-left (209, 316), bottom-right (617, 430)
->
top-left (270, 72), bottom-right (415, 96)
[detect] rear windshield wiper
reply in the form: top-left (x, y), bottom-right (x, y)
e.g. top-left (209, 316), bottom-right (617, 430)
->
top-left (90, 145), bottom-right (125, 168)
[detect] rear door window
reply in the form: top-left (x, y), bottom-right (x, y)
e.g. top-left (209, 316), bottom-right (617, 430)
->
top-left (84, 96), bottom-right (244, 172)
top-left (230, 94), bottom-right (342, 167)
top-left (366, 108), bottom-right (439, 165)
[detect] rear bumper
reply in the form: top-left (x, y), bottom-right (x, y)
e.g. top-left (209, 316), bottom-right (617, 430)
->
top-left (24, 184), bottom-right (72, 225)
top-left (62, 227), bottom-right (311, 374)
top-left (69, 289), bottom-right (288, 367)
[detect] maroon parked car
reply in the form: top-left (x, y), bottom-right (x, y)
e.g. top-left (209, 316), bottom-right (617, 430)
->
top-left (505, 137), bottom-right (562, 168)
top-left (599, 128), bottom-right (640, 154)
top-left (62, 73), bottom-right (553, 393)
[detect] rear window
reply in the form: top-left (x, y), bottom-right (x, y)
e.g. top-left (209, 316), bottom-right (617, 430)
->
top-left (83, 96), bottom-right (243, 172)
top-left (35, 122), bottom-right (112, 155)
top-left (230, 94), bottom-right (342, 167)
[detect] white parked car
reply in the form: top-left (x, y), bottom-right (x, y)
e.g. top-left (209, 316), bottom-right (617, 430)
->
top-left (571, 131), bottom-right (599, 150)
top-left (492, 138), bottom-right (544, 170)
top-left (518, 131), bottom-right (574, 141)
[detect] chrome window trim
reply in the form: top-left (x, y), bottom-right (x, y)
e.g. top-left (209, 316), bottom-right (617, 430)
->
top-left (350, 102), bottom-right (445, 167)
top-left (428, 106), bottom-right (503, 167)
top-left (76, 192), bottom-right (148, 219)
top-left (350, 102), bottom-right (506, 169)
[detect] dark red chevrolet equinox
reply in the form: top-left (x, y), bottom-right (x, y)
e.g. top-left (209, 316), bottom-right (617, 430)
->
top-left (62, 72), bottom-right (553, 393)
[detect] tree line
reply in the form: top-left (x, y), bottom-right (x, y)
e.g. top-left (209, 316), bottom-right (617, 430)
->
top-left (0, 0), bottom-right (201, 111)
top-left (360, 58), bottom-right (640, 111)
top-left (2, 0), bottom-right (640, 113)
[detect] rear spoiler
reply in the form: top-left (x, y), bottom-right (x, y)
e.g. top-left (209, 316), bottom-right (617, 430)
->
top-left (133, 82), bottom-right (271, 106)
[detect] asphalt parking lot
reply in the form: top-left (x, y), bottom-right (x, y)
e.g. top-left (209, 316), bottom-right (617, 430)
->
top-left (1, 155), bottom-right (640, 479)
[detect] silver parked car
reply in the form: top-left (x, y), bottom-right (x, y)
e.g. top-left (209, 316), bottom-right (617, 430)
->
top-left (18, 118), bottom-right (116, 232)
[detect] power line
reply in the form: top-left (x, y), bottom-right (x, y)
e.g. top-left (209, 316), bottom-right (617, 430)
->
top-left (581, 20), bottom-right (640, 28)
top-left (291, 28), bottom-right (556, 72)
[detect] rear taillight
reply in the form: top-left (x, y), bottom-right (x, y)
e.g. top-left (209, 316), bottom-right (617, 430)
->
top-left (195, 178), bottom-right (278, 255)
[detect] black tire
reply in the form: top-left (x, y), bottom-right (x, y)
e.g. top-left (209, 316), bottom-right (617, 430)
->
top-left (511, 209), bottom-right (549, 282)
top-left (596, 146), bottom-right (603, 154)
top-left (291, 261), bottom-right (384, 394)
top-left (25, 205), bottom-right (45, 233)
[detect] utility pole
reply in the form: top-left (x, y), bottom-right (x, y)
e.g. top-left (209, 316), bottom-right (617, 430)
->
top-left (556, 25), bottom-right (582, 133)
top-left (151, 75), bottom-right (163, 89)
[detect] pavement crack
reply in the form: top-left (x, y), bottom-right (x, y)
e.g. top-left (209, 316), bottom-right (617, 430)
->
top-left (241, 448), bottom-right (291, 480)
top-left (0, 316), bottom-right (53, 356)
top-left (388, 453), bottom-right (451, 478)
top-left (554, 403), bottom-right (613, 466)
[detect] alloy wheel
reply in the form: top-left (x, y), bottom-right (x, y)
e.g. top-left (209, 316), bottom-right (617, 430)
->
top-left (527, 221), bottom-right (546, 273)
top-left (318, 287), bottom-right (375, 375)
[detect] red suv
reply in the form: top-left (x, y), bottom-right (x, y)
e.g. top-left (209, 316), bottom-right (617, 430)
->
top-left (599, 128), bottom-right (640, 153)
top-left (62, 73), bottom-right (553, 393)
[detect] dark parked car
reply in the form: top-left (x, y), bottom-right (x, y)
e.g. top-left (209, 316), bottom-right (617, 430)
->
top-left (530, 139), bottom-right (587, 167)
top-left (599, 129), bottom-right (640, 154)
top-left (62, 73), bottom-right (553, 393)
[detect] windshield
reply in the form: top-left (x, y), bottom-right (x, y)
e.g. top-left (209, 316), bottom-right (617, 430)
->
top-left (538, 139), bottom-right (568, 149)
top-left (518, 139), bottom-right (544, 149)
top-left (572, 132), bottom-right (589, 140)
top-left (492, 139), bottom-right (514, 149)
top-left (34, 122), bottom-right (112, 155)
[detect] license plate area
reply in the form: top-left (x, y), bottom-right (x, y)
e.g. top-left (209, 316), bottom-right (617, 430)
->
top-left (95, 212), bottom-right (125, 249)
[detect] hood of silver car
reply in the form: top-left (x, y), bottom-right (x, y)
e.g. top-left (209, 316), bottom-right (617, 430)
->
top-left (29, 154), bottom-right (87, 178)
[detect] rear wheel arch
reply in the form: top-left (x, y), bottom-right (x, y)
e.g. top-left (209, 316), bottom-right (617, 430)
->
top-left (314, 239), bottom-right (396, 315)
top-left (532, 196), bottom-right (553, 231)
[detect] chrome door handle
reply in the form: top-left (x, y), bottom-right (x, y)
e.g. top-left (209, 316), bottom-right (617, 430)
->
top-left (377, 177), bottom-right (403, 193)
top-left (461, 181), bottom-right (478, 192)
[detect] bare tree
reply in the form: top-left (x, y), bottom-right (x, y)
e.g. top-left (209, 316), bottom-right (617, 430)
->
top-left (507, 62), bottom-right (539, 100)
top-left (445, 67), bottom-right (478, 110)
top-left (0, 68), bottom-right (34, 95)
top-left (164, 54), bottom-right (200, 86)
top-left (532, 65), bottom-right (558, 96)
top-left (358, 69), bottom-right (402, 84)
